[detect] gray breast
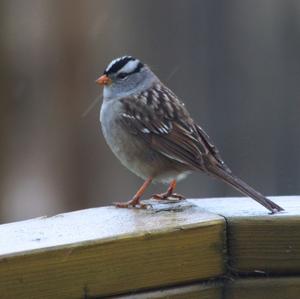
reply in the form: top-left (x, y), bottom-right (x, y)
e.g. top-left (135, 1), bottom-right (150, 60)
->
top-left (100, 98), bottom-right (189, 183)
top-left (100, 99), bottom-right (156, 179)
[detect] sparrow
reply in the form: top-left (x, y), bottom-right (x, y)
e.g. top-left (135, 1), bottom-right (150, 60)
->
top-left (96, 56), bottom-right (284, 213)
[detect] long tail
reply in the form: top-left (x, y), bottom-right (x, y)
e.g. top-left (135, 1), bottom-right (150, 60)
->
top-left (206, 165), bottom-right (284, 213)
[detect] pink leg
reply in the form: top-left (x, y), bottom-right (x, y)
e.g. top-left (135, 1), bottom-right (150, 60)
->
top-left (115, 177), bottom-right (153, 209)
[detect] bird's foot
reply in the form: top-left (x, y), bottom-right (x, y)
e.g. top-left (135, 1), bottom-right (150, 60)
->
top-left (114, 177), bottom-right (153, 209)
top-left (151, 192), bottom-right (185, 200)
top-left (114, 197), bottom-right (148, 209)
top-left (151, 179), bottom-right (185, 201)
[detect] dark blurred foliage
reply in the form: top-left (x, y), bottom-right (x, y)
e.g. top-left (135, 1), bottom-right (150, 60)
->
top-left (0, 0), bottom-right (299, 223)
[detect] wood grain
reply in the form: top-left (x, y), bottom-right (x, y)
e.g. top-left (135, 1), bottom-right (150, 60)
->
top-left (190, 196), bottom-right (300, 273)
top-left (1, 196), bottom-right (299, 298)
top-left (113, 281), bottom-right (223, 299)
top-left (0, 201), bottom-right (225, 298)
top-left (224, 277), bottom-right (300, 299)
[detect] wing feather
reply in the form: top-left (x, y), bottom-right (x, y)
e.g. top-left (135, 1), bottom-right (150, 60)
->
top-left (119, 84), bottom-right (230, 172)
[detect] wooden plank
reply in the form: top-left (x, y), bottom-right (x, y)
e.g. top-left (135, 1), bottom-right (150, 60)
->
top-left (0, 201), bottom-right (225, 298)
top-left (190, 196), bottom-right (300, 273)
top-left (114, 276), bottom-right (300, 299)
top-left (224, 277), bottom-right (300, 299)
top-left (113, 281), bottom-right (223, 299)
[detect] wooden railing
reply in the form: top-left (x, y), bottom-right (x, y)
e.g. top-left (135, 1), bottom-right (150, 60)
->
top-left (0, 196), bottom-right (299, 298)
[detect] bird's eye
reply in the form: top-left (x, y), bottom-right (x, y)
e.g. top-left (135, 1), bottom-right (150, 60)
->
top-left (117, 72), bottom-right (128, 80)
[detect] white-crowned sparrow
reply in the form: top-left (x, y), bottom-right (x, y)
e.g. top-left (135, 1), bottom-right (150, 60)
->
top-left (96, 56), bottom-right (283, 213)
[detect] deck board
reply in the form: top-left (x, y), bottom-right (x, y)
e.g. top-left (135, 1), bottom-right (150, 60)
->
top-left (0, 201), bottom-right (225, 298)
top-left (224, 277), bottom-right (300, 299)
top-left (190, 196), bottom-right (300, 273)
top-left (113, 281), bottom-right (223, 299)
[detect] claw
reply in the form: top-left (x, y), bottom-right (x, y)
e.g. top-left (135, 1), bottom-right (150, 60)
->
top-left (151, 193), bottom-right (185, 200)
top-left (151, 179), bottom-right (185, 201)
top-left (114, 200), bottom-right (148, 209)
top-left (114, 177), bottom-right (153, 209)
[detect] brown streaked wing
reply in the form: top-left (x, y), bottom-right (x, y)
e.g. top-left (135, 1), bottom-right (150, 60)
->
top-left (119, 85), bottom-right (230, 172)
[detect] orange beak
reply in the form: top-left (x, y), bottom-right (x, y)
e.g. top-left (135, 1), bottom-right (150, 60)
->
top-left (95, 74), bottom-right (112, 86)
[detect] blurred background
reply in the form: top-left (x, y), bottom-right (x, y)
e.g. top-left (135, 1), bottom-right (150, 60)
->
top-left (0, 0), bottom-right (299, 223)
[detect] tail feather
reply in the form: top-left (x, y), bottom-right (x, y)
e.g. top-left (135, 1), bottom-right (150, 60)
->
top-left (207, 165), bottom-right (284, 213)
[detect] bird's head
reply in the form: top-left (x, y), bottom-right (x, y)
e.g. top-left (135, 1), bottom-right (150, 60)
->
top-left (96, 56), bottom-right (157, 99)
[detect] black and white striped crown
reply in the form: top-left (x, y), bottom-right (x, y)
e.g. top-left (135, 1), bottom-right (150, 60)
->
top-left (104, 56), bottom-right (144, 76)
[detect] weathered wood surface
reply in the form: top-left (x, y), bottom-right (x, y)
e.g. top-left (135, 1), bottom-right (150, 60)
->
top-left (224, 277), bottom-right (300, 299)
top-left (190, 196), bottom-right (300, 273)
top-left (114, 277), bottom-right (300, 299)
top-left (0, 201), bottom-right (225, 298)
top-left (113, 281), bottom-right (223, 299)
top-left (0, 196), bottom-right (299, 298)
